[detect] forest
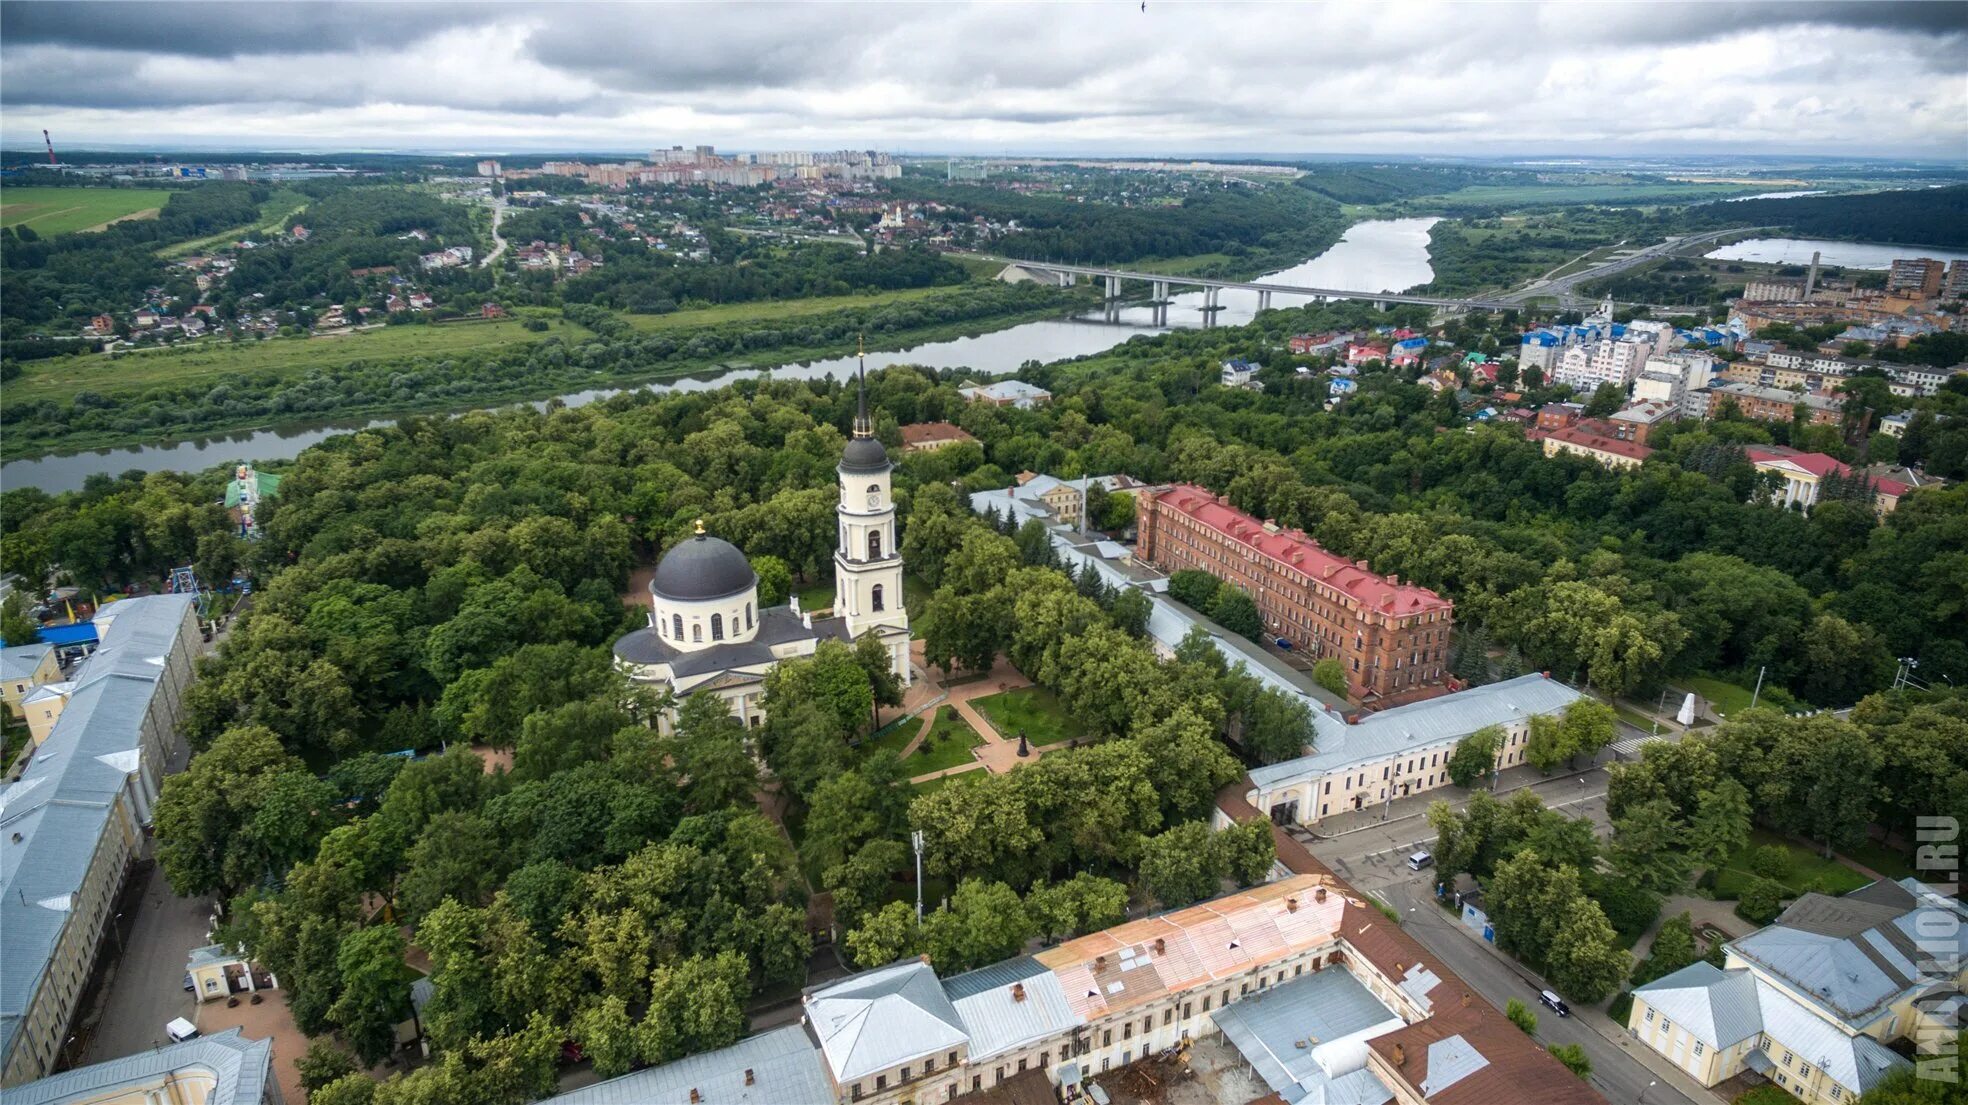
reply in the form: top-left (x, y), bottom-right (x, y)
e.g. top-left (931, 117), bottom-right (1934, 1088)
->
top-left (1685, 184), bottom-right (1968, 248)
top-left (221, 186), bottom-right (482, 314)
top-left (561, 241), bottom-right (967, 314)
top-left (887, 178), bottom-right (1348, 268)
top-left (1291, 163), bottom-right (1540, 205)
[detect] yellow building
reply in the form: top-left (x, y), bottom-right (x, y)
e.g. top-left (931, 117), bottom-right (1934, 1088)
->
top-left (1541, 424), bottom-right (1653, 470)
top-left (1, 643), bottom-right (60, 719)
top-left (1627, 878), bottom-right (1965, 1103)
top-left (1, 1028), bottom-right (276, 1105)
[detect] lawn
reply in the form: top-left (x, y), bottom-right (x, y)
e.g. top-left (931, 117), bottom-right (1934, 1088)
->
top-left (796, 578), bottom-right (836, 615)
top-left (1711, 829), bottom-right (1874, 901)
top-left (905, 708), bottom-right (986, 775)
top-left (1680, 675), bottom-right (1759, 717)
top-left (971, 686), bottom-right (1085, 747)
top-left (1732, 1087), bottom-right (1800, 1105)
top-left (1, 186), bottom-right (174, 236)
top-left (1841, 838), bottom-right (1924, 883)
top-left (859, 707), bottom-right (984, 776)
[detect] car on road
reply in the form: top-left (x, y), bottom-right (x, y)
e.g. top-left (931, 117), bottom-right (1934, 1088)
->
top-left (1406, 850), bottom-right (1433, 871)
top-left (1539, 989), bottom-right (1570, 1017)
top-left (182, 973), bottom-right (194, 992)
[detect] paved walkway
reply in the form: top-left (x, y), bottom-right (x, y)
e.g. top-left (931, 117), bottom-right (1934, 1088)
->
top-left (899, 652), bottom-right (1047, 781)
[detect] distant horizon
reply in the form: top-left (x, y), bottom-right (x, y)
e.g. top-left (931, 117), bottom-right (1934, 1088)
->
top-left (6, 143), bottom-right (1966, 169)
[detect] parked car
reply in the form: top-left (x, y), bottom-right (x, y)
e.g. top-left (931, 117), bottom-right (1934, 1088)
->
top-left (182, 973), bottom-right (194, 992)
top-left (1406, 850), bottom-right (1434, 872)
top-left (1539, 990), bottom-right (1570, 1017)
top-left (166, 1017), bottom-right (200, 1043)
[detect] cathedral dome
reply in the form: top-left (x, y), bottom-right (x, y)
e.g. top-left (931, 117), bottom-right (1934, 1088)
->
top-left (651, 531), bottom-right (757, 602)
top-left (838, 435), bottom-right (890, 473)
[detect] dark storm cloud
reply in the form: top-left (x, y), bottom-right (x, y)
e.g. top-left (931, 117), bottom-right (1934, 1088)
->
top-left (0, 2), bottom-right (495, 58)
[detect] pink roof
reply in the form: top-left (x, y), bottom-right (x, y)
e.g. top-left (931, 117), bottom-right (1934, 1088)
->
top-left (1153, 485), bottom-right (1452, 615)
top-left (1746, 447), bottom-right (1910, 496)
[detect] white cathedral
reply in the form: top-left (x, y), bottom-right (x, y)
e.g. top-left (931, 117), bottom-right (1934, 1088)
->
top-left (612, 369), bottom-right (912, 729)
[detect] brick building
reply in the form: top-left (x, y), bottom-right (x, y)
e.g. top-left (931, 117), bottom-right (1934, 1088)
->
top-left (1134, 485), bottom-right (1453, 702)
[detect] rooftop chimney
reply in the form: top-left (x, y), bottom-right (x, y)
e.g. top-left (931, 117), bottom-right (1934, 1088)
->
top-left (1392, 1043), bottom-right (1406, 1067)
top-left (1095, 955), bottom-right (1107, 971)
top-left (1153, 937), bottom-right (1166, 956)
top-left (1012, 983), bottom-right (1027, 1003)
top-left (745, 1069), bottom-right (756, 1086)
top-left (690, 1091), bottom-right (701, 1104)
top-left (1314, 886), bottom-right (1327, 903)
top-left (1286, 897), bottom-right (1299, 913)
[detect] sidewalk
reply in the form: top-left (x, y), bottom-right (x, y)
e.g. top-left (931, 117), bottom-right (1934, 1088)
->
top-left (1310, 750), bottom-right (1619, 840)
top-left (1417, 890), bottom-right (1725, 1105)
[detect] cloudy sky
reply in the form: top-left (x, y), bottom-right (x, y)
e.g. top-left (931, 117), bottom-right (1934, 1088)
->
top-left (3, 1), bottom-right (1964, 158)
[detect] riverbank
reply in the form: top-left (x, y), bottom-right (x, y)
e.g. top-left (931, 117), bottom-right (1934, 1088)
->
top-left (1, 286), bottom-right (1085, 462)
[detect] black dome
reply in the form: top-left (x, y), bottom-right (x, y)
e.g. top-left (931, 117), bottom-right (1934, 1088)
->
top-left (839, 436), bottom-right (890, 473)
top-left (651, 534), bottom-right (757, 601)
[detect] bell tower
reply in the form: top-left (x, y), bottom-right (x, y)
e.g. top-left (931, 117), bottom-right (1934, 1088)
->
top-left (834, 347), bottom-right (911, 685)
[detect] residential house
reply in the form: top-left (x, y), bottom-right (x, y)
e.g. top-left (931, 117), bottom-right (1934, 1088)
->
top-left (1220, 359), bottom-right (1263, 391)
top-left (1707, 383), bottom-right (1843, 427)
top-left (1607, 399), bottom-right (1677, 444)
top-left (1346, 343), bottom-right (1390, 367)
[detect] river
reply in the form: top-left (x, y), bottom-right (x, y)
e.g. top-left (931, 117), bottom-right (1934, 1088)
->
top-left (1704, 237), bottom-right (1968, 269)
top-left (1, 218), bottom-right (1439, 493)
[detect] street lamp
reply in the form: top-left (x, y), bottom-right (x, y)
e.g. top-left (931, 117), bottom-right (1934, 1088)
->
top-left (1638, 1080), bottom-right (1656, 1105)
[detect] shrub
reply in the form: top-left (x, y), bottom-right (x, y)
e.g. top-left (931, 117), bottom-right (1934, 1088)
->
top-left (1736, 876), bottom-right (1786, 926)
top-left (1312, 658), bottom-right (1349, 698)
top-left (1505, 997), bottom-right (1538, 1035)
top-left (1747, 844), bottom-right (1792, 882)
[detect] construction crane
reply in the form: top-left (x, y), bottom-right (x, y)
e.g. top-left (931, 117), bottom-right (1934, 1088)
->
top-left (42, 129), bottom-right (57, 166)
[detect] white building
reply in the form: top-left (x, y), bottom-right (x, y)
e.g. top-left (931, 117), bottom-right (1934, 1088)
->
top-left (612, 372), bottom-right (910, 729)
top-left (1553, 338), bottom-right (1650, 393)
top-left (1241, 674), bottom-right (1585, 826)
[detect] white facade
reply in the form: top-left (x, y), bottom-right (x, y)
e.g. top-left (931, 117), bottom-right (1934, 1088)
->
top-left (834, 463), bottom-right (911, 686)
top-left (1553, 338), bottom-right (1649, 393)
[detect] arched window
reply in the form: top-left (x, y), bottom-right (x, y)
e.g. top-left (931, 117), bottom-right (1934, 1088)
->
top-left (745, 603), bottom-right (753, 629)
top-left (672, 614), bottom-right (683, 639)
top-left (868, 531), bottom-right (883, 560)
top-left (711, 613), bottom-right (724, 641)
top-left (872, 584), bottom-right (885, 612)
top-left (692, 622), bottom-right (702, 643)
top-left (867, 483), bottom-right (881, 498)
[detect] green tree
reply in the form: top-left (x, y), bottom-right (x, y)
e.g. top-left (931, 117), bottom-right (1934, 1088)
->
top-left (1166, 569), bottom-right (1221, 611)
top-left (1546, 903), bottom-right (1630, 1003)
top-left (1446, 725), bottom-right (1503, 788)
top-left (1523, 713), bottom-right (1567, 774)
top-left (1632, 912), bottom-right (1699, 986)
top-left (154, 724), bottom-right (308, 897)
top-left (1547, 1042), bottom-right (1592, 1080)
top-left (1211, 818), bottom-right (1277, 886)
top-left (1242, 686), bottom-right (1316, 764)
top-left (572, 996), bottom-right (638, 1078)
top-left (1583, 382), bottom-right (1625, 418)
top-left (1209, 584), bottom-right (1264, 641)
top-left (669, 692), bottom-right (756, 813)
top-left (328, 926), bottom-right (412, 1065)
top-left (1140, 822), bottom-right (1221, 908)
top-left (298, 1039), bottom-right (359, 1095)
top-left (1736, 876), bottom-right (1786, 925)
top-left (750, 554), bottom-right (793, 606)
top-left (923, 878), bottom-right (1034, 973)
top-left (1559, 698), bottom-right (1615, 769)
top-left (399, 812), bottom-right (505, 924)
top-left (639, 952), bottom-right (750, 1064)
top-left (845, 900), bottom-right (924, 969)
top-left (1609, 798), bottom-right (1694, 897)
top-left (1685, 778), bottom-right (1752, 873)
top-left (1311, 657), bottom-right (1350, 698)
top-left (1027, 874), bottom-right (1129, 941)
top-left (1505, 997), bottom-right (1538, 1035)
top-left (0, 590), bottom-right (40, 645)
top-left (311, 1075), bottom-right (379, 1105)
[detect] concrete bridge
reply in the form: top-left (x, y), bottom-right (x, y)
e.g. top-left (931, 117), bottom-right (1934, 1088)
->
top-left (1000, 260), bottom-right (1521, 320)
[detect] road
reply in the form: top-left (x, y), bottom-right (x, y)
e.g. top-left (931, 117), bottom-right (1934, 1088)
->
top-left (1302, 729), bottom-right (1713, 1105)
top-left (1499, 226), bottom-right (1767, 308)
top-left (480, 198), bottom-right (508, 269)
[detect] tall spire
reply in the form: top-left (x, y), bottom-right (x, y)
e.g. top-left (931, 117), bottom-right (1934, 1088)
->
top-left (853, 332), bottom-right (874, 439)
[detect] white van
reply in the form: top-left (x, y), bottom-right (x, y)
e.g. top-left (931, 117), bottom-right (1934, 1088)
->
top-left (1406, 850), bottom-right (1433, 871)
top-left (165, 1017), bottom-right (199, 1043)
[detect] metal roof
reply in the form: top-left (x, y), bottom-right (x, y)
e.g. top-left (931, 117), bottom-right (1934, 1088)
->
top-left (1248, 674), bottom-right (1586, 789)
top-left (1419, 1035), bottom-right (1489, 1098)
top-left (545, 1025), bottom-right (833, 1105)
top-left (4, 1027), bottom-right (270, 1105)
top-left (1731, 881), bottom-right (1968, 1029)
top-left (1209, 968), bottom-right (1401, 1105)
top-left (1755, 976), bottom-right (1907, 1093)
top-left (0, 594), bottom-right (195, 1066)
top-left (805, 958), bottom-right (969, 1084)
top-left (942, 956), bottom-right (1078, 1062)
top-left (1, 643), bottom-right (53, 682)
top-left (1632, 962), bottom-right (1764, 1048)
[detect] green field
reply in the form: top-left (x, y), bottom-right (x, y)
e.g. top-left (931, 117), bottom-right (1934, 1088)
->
top-left (972, 686), bottom-right (1085, 747)
top-left (6, 317), bottom-right (596, 405)
top-left (903, 708), bottom-right (986, 775)
top-left (1, 186), bottom-right (174, 236)
top-left (158, 189), bottom-right (310, 258)
top-left (622, 285), bottom-right (960, 331)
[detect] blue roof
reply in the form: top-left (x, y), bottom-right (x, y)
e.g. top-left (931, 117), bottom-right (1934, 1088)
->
top-left (34, 623), bottom-right (98, 648)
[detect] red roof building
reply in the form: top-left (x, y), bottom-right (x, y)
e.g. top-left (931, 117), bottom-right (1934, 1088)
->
top-left (1745, 446), bottom-right (1912, 514)
top-left (1542, 424), bottom-right (1654, 470)
top-left (898, 422), bottom-right (980, 452)
top-left (1136, 485), bottom-right (1453, 702)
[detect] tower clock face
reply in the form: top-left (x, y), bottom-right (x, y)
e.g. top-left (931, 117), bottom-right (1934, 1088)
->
top-left (867, 492), bottom-right (880, 508)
